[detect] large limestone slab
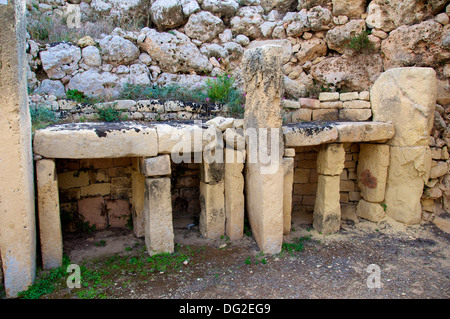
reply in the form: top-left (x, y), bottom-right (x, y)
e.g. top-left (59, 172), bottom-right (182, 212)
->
top-left (385, 146), bottom-right (432, 224)
top-left (199, 181), bottom-right (225, 239)
top-left (224, 148), bottom-right (245, 240)
top-left (357, 144), bottom-right (390, 203)
top-left (36, 159), bottom-right (62, 270)
top-left (283, 123), bottom-right (338, 147)
top-left (313, 175), bottom-right (341, 234)
top-left (371, 67), bottom-right (437, 147)
top-left (144, 178), bottom-right (174, 255)
top-left (334, 122), bottom-right (395, 143)
top-left (317, 143), bottom-right (345, 176)
top-left (33, 122), bottom-right (158, 159)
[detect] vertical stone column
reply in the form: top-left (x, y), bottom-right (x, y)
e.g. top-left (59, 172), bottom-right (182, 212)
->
top-left (131, 158), bottom-right (145, 237)
top-left (356, 144), bottom-right (390, 222)
top-left (313, 143), bottom-right (345, 234)
top-left (200, 160), bottom-right (225, 239)
top-left (283, 149), bottom-right (295, 234)
top-left (36, 159), bottom-right (62, 269)
top-left (242, 45), bottom-right (284, 254)
top-left (141, 155), bottom-right (174, 255)
top-left (371, 67), bottom-right (437, 224)
top-left (224, 147), bottom-right (245, 240)
top-left (0, 0), bottom-right (37, 298)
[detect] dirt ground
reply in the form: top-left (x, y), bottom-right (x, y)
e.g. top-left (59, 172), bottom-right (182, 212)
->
top-left (37, 209), bottom-right (450, 301)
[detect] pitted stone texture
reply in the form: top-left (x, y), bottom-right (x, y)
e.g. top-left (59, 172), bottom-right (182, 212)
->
top-left (313, 174), bottom-right (341, 234)
top-left (200, 181), bottom-right (225, 239)
top-left (371, 67), bottom-right (437, 147)
top-left (33, 122), bottom-right (158, 159)
top-left (283, 123), bottom-right (338, 147)
top-left (317, 143), bottom-right (345, 176)
top-left (385, 146), bottom-right (432, 225)
top-left (36, 159), bottom-right (62, 270)
top-left (39, 42), bottom-right (81, 79)
top-left (357, 144), bottom-right (389, 203)
top-left (144, 178), bottom-right (174, 255)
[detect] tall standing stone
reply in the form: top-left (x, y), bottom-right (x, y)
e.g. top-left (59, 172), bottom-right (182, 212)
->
top-left (0, 0), bottom-right (37, 298)
top-left (242, 45), bottom-right (284, 254)
top-left (144, 178), bottom-right (174, 255)
top-left (36, 159), bottom-right (62, 270)
top-left (371, 67), bottom-right (436, 224)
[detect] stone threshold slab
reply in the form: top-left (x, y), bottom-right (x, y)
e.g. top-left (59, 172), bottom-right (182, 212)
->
top-left (282, 121), bottom-right (395, 147)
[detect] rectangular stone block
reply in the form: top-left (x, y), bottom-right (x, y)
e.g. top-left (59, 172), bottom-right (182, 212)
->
top-left (312, 109), bottom-right (339, 121)
top-left (339, 92), bottom-right (359, 101)
top-left (292, 108), bottom-right (312, 122)
top-left (200, 181), bottom-right (225, 239)
top-left (339, 109), bottom-right (372, 121)
top-left (144, 178), bottom-right (174, 255)
top-left (225, 148), bottom-right (245, 240)
top-left (342, 100), bottom-right (371, 109)
top-left (320, 101), bottom-right (343, 109)
top-left (78, 197), bottom-right (108, 230)
top-left (319, 92), bottom-right (340, 101)
top-left (357, 144), bottom-right (389, 202)
top-left (299, 98), bottom-right (321, 109)
top-left (294, 168), bottom-right (310, 183)
top-left (80, 183), bottom-right (111, 197)
top-left (58, 171), bottom-right (89, 189)
top-left (283, 157), bottom-right (294, 235)
top-left (317, 143), bottom-right (345, 176)
top-left (140, 155), bottom-right (171, 177)
top-left (201, 160), bottom-right (225, 184)
top-left (36, 159), bottom-right (62, 270)
top-left (313, 174), bottom-right (341, 234)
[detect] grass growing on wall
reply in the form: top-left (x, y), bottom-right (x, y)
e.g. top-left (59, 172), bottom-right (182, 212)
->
top-left (30, 104), bottom-right (58, 132)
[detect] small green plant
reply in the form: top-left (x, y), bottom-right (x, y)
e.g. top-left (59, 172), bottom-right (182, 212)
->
top-left (66, 89), bottom-right (91, 104)
top-left (345, 30), bottom-right (375, 54)
top-left (95, 240), bottom-right (107, 247)
top-left (281, 235), bottom-right (312, 256)
top-left (205, 73), bottom-right (245, 118)
top-left (30, 105), bottom-right (58, 132)
top-left (244, 257), bottom-right (252, 265)
top-left (96, 104), bottom-right (127, 122)
top-left (380, 203), bottom-right (387, 212)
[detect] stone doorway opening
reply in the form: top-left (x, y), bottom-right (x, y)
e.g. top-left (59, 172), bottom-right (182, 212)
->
top-left (291, 143), bottom-right (362, 229)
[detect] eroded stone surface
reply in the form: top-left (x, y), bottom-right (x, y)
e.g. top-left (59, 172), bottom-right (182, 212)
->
top-left (283, 123), bottom-right (338, 147)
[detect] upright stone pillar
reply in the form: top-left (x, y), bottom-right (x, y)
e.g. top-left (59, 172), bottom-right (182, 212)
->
top-left (36, 159), bottom-right (62, 269)
top-left (371, 67), bottom-right (437, 224)
top-left (0, 0), bottom-right (37, 298)
top-left (224, 147), bottom-right (245, 240)
top-left (141, 155), bottom-right (174, 255)
top-left (356, 144), bottom-right (390, 222)
top-left (131, 158), bottom-right (145, 237)
top-left (283, 155), bottom-right (295, 235)
top-left (200, 159), bottom-right (225, 239)
top-left (313, 143), bottom-right (345, 234)
top-left (242, 45), bottom-right (284, 254)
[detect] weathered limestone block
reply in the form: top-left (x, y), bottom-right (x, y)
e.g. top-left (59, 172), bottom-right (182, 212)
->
top-left (357, 144), bottom-right (390, 203)
top-left (131, 158), bottom-right (145, 237)
top-left (283, 123), bottom-right (338, 147)
top-left (242, 45), bottom-right (284, 254)
top-left (201, 160), bottom-right (225, 184)
top-left (140, 155), bottom-right (171, 177)
top-left (334, 122), bottom-right (395, 143)
top-left (144, 178), bottom-right (174, 255)
top-left (313, 175), bottom-right (341, 234)
top-left (36, 159), bottom-right (62, 270)
top-left (199, 181), bottom-right (225, 239)
top-left (33, 123), bottom-right (158, 159)
top-left (283, 157), bottom-right (294, 235)
top-left (225, 148), bottom-right (245, 240)
top-left (371, 67), bottom-right (437, 147)
top-left (317, 143), bottom-right (345, 176)
top-left (385, 146), bottom-right (432, 224)
top-left (356, 199), bottom-right (385, 222)
top-left (0, 0), bottom-right (36, 298)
